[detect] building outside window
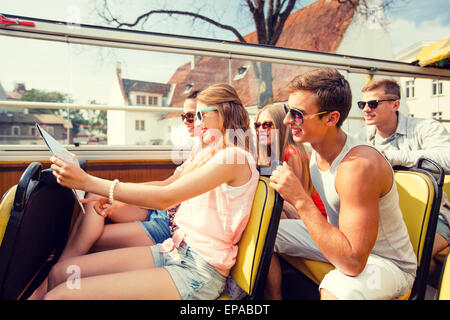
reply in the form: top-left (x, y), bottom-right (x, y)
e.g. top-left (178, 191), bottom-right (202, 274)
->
top-left (432, 111), bottom-right (442, 120)
top-left (233, 65), bottom-right (250, 81)
top-left (29, 126), bottom-right (36, 136)
top-left (45, 126), bottom-right (54, 136)
top-left (136, 95), bottom-right (147, 105)
top-left (11, 126), bottom-right (20, 136)
top-left (149, 96), bottom-right (158, 105)
top-left (135, 120), bottom-right (145, 131)
top-left (405, 80), bottom-right (415, 98)
top-left (432, 80), bottom-right (443, 96)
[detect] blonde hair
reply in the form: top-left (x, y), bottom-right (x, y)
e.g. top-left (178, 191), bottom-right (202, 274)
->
top-left (197, 83), bottom-right (252, 152)
top-left (256, 104), bottom-right (314, 195)
top-left (182, 83), bottom-right (254, 174)
top-left (362, 78), bottom-right (401, 99)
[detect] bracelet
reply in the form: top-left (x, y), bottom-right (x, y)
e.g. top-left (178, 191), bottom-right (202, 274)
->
top-left (109, 179), bottom-right (119, 203)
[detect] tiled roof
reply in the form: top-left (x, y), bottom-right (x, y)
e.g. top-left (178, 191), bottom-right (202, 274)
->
top-left (0, 112), bottom-right (72, 128)
top-left (6, 91), bottom-right (22, 100)
top-left (121, 78), bottom-right (172, 103)
top-left (166, 0), bottom-right (357, 111)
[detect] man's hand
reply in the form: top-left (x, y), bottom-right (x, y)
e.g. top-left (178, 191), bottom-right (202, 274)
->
top-left (269, 161), bottom-right (308, 208)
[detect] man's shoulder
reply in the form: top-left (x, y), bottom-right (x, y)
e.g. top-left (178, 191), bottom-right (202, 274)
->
top-left (403, 114), bottom-right (443, 132)
top-left (355, 125), bottom-right (376, 142)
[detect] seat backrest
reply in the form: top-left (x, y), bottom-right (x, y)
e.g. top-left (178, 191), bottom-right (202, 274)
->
top-left (444, 175), bottom-right (450, 199)
top-left (438, 252), bottom-right (450, 300)
top-left (229, 176), bottom-right (283, 299)
top-left (0, 162), bottom-right (76, 300)
top-left (394, 169), bottom-right (441, 300)
top-left (0, 186), bottom-right (17, 247)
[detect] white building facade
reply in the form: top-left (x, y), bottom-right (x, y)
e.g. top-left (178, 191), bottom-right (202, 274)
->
top-left (396, 41), bottom-right (449, 131)
top-left (107, 63), bottom-right (176, 146)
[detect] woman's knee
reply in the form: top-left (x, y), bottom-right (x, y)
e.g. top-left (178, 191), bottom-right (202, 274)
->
top-left (44, 282), bottom-right (75, 300)
top-left (48, 260), bottom-right (75, 291)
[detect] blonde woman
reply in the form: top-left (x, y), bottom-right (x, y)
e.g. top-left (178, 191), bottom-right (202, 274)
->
top-left (44, 84), bottom-right (259, 300)
top-left (255, 104), bottom-right (325, 218)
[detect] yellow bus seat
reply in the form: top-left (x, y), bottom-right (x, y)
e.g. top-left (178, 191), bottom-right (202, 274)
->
top-left (438, 252), bottom-right (450, 300)
top-left (436, 175), bottom-right (450, 263)
top-left (218, 176), bottom-right (283, 300)
top-left (0, 186), bottom-right (17, 247)
top-left (280, 167), bottom-right (442, 300)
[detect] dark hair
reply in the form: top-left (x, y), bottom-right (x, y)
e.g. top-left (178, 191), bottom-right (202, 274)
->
top-left (186, 90), bottom-right (201, 100)
top-left (287, 68), bottom-right (352, 127)
top-left (362, 78), bottom-right (401, 99)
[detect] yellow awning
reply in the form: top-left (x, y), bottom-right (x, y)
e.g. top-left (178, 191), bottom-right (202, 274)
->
top-left (414, 38), bottom-right (450, 67)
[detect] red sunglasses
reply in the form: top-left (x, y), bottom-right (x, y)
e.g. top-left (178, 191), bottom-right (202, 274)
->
top-left (254, 121), bottom-right (274, 130)
top-left (180, 112), bottom-right (195, 123)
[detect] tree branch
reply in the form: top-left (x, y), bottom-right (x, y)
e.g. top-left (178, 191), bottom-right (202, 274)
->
top-left (100, 1), bottom-right (247, 43)
top-left (270, 0), bottom-right (297, 45)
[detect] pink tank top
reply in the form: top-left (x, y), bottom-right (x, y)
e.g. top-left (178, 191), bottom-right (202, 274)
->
top-left (160, 147), bottom-right (259, 276)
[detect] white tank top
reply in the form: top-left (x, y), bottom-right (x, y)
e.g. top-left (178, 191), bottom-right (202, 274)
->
top-left (310, 134), bottom-right (417, 276)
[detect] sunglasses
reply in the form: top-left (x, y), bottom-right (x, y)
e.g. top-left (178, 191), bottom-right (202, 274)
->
top-left (283, 104), bottom-right (329, 126)
top-left (196, 107), bottom-right (217, 121)
top-left (254, 121), bottom-right (274, 130)
top-left (357, 99), bottom-right (397, 110)
top-left (180, 112), bottom-right (195, 123)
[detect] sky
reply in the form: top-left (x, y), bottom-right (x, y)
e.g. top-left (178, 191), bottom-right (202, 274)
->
top-left (0, 0), bottom-right (449, 104)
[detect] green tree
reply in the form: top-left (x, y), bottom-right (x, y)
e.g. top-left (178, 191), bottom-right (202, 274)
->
top-left (87, 100), bottom-right (107, 135)
top-left (21, 88), bottom-right (88, 137)
top-left (21, 88), bottom-right (71, 114)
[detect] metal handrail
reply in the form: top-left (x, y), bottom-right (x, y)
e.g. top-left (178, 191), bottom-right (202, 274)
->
top-left (1, 14), bottom-right (449, 80)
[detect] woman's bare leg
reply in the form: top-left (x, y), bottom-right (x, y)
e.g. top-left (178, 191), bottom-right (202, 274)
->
top-left (59, 195), bottom-right (150, 261)
top-left (45, 246), bottom-right (181, 300)
top-left (57, 193), bottom-right (106, 262)
top-left (45, 268), bottom-right (181, 300)
top-left (90, 221), bottom-right (154, 252)
top-left (108, 205), bottom-right (149, 223)
top-left (30, 196), bottom-right (152, 299)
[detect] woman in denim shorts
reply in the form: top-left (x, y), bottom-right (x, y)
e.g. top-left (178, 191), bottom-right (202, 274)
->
top-left (44, 84), bottom-right (259, 300)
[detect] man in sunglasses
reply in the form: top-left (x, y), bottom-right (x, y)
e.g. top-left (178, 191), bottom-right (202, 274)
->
top-left (356, 78), bottom-right (450, 277)
top-left (266, 68), bottom-right (416, 300)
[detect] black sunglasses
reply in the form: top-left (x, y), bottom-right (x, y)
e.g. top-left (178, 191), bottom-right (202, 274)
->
top-left (180, 112), bottom-right (195, 123)
top-left (283, 104), bottom-right (329, 126)
top-left (357, 99), bottom-right (397, 110)
top-left (254, 121), bottom-right (274, 130)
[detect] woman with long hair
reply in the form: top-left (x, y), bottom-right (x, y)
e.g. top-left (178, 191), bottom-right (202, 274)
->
top-left (255, 104), bottom-right (325, 218)
top-left (43, 83), bottom-right (259, 300)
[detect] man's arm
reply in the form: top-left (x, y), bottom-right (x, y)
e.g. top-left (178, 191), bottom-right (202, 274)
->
top-left (270, 147), bottom-right (388, 276)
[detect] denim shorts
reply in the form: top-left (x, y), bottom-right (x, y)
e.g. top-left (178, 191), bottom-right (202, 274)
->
top-left (149, 242), bottom-right (226, 300)
top-left (137, 209), bottom-right (171, 244)
top-left (437, 213), bottom-right (450, 244)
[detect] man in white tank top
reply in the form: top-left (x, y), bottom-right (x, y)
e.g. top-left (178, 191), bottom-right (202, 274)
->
top-left (266, 68), bottom-right (416, 300)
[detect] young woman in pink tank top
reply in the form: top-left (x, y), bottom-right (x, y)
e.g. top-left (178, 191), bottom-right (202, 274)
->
top-left (42, 83), bottom-right (259, 300)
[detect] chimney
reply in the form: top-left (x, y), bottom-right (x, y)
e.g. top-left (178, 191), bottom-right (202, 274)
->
top-left (191, 56), bottom-right (202, 70)
top-left (116, 61), bottom-right (122, 79)
top-left (15, 83), bottom-right (26, 93)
